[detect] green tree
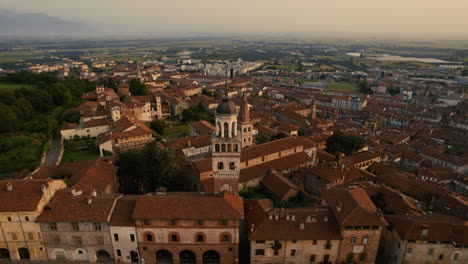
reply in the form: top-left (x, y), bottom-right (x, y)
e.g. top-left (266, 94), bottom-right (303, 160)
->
top-left (0, 88), bottom-right (16, 105)
top-left (62, 110), bottom-right (81, 123)
top-left (12, 98), bottom-right (35, 120)
top-left (0, 103), bottom-right (20, 132)
top-left (150, 119), bottom-right (165, 135)
top-left (117, 142), bottom-right (193, 194)
top-left (358, 81), bottom-right (372, 94)
top-left (129, 78), bottom-right (148, 96)
top-left (326, 132), bottom-right (365, 155)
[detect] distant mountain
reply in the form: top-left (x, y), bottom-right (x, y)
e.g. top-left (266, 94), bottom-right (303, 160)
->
top-left (0, 10), bottom-right (95, 37)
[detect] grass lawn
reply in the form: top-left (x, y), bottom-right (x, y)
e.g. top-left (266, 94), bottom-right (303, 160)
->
top-left (60, 149), bottom-right (100, 164)
top-left (60, 137), bottom-right (100, 164)
top-left (326, 82), bottom-right (360, 92)
top-left (0, 83), bottom-right (38, 90)
top-left (163, 124), bottom-right (189, 138)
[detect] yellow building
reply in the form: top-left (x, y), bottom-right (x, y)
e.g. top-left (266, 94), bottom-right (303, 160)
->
top-left (0, 179), bottom-right (66, 261)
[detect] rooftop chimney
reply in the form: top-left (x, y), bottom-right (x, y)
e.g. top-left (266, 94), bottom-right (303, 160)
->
top-left (87, 197), bottom-right (92, 204)
top-left (300, 223), bottom-right (305, 230)
top-left (336, 201), bottom-right (342, 212)
top-left (291, 215), bottom-right (296, 221)
top-left (324, 216), bottom-right (328, 222)
top-left (91, 189), bottom-right (97, 197)
top-left (421, 226), bottom-right (429, 236)
top-left (6, 182), bottom-right (13, 192)
top-left (250, 224), bottom-right (255, 233)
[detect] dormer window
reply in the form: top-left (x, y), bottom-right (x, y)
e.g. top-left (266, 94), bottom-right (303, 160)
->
top-left (421, 226), bottom-right (429, 236)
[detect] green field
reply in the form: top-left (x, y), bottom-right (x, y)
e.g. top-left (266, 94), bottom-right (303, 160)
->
top-left (60, 149), bottom-right (100, 164)
top-left (60, 137), bottom-right (100, 164)
top-left (326, 82), bottom-right (360, 92)
top-left (0, 83), bottom-right (38, 90)
top-left (163, 124), bottom-right (190, 138)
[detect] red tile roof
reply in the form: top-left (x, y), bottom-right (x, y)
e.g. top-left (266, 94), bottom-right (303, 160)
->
top-left (0, 180), bottom-right (51, 212)
top-left (131, 191), bottom-right (243, 220)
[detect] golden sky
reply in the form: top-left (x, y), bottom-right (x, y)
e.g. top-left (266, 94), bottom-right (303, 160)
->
top-left (2, 0), bottom-right (468, 36)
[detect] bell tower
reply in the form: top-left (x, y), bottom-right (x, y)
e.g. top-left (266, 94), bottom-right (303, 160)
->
top-left (239, 89), bottom-right (253, 148)
top-left (211, 70), bottom-right (241, 194)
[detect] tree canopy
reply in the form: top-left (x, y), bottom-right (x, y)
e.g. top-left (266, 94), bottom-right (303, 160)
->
top-left (117, 142), bottom-right (194, 194)
top-left (129, 78), bottom-right (148, 96)
top-left (326, 132), bottom-right (365, 155)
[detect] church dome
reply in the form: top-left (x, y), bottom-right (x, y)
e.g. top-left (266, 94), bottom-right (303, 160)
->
top-left (216, 96), bottom-right (237, 115)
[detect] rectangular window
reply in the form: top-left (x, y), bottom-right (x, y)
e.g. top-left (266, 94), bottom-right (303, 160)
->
top-left (10, 233), bottom-right (18, 240)
top-left (7, 217), bottom-right (12, 222)
top-left (25, 216), bottom-right (30, 221)
top-left (220, 219), bottom-right (227, 226)
top-left (72, 236), bottom-right (82, 245)
top-left (290, 249), bottom-right (296, 256)
top-left (313, 240), bottom-right (317, 245)
top-left (49, 223), bottom-right (57, 230)
top-left (52, 235), bottom-right (60, 244)
top-left (274, 250), bottom-right (279, 256)
top-left (363, 237), bottom-right (369, 244)
top-left (292, 240), bottom-right (297, 244)
top-left (255, 249), bottom-right (265, 256)
top-left (197, 220), bottom-right (203, 226)
top-left (310, 255), bottom-right (316, 262)
top-left (28, 232), bottom-right (34, 240)
top-left (170, 219), bottom-right (176, 226)
top-left (71, 222), bottom-right (79, 231)
top-left (130, 234), bottom-right (135, 242)
top-left (143, 219), bottom-right (149, 225)
top-left (117, 249), bottom-right (121, 257)
top-left (438, 254), bottom-right (444, 260)
top-left (427, 248), bottom-right (434, 255)
top-left (114, 234), bottom-right (119, 241)
top-left (94, 222), bottom-right (102, 231)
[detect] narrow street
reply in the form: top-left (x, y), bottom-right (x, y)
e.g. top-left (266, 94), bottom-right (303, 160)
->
top-left (43, 135), bottom-right (62, 166)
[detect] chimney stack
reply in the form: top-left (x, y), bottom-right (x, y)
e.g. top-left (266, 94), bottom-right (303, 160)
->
top-left (91, 189), bottom-right (97, 197)
top-left (87, 196), bottom-right (92, 204)
top-left (300, 223), bottom-right (305, 230)
top-left (6, 182), bottom-right (13, 192)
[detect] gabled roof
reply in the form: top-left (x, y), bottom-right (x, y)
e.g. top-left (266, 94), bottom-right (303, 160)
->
top-left (246, 199), bottom-right (342, 241)
top-left (36, 190), bottom-right (121, 223)
top-left (321, 186), bottom-right (387, 227)
top-left (0, 180), bottom-right (50, 212)
top-left (386, 214), bottom-right (468, 245)
top-left (131, 191), bottom-right (243, 220)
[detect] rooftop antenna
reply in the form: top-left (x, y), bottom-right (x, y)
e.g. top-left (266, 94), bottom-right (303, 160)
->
top-left (225, 68), bottom-right (228, 96)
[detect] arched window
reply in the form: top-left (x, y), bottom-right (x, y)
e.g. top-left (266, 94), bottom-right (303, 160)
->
top-left (223, 122), bottom-right (229, 138)
top-left (231, 122), bottom-right (236, 137)
top-left (195, 233), bottom-right (205, 243)
top-left (145, 232), bottom-right (153, 242)
top-left (220, 233), bottom-right (231, 242)
top-left (234, 144), bottom-right (239, 152)
top-left (221, 144), bottom-right (226, 152)
top-left (215, 144), bottom-right (220, 152)
top-left (227, 144), bottom-right (232, 152)
top-left (217, 122), bottom-right (221, 137)
top-left (169, 233), bottom-right (179, 243)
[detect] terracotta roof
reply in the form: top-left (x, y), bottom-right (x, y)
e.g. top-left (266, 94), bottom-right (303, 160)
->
top-left (246, 199), bottom-right (342, 240)
top-left (109, 196), bottom-right (138, 226)
top-left (240, 152), bottom-right (312, 183)
top-left (188, 120), bottom-right (215, 135)
top-left (31, 158), bottom-right (117, 195)
top-left (36, 191), bottom-right (121, 222)
top-left (386, 214), bottom-right (468, 245)
top-left (262, 171), bottom-right (307, 201)
top-left (131, 191), bottom-right (243, 220)
top-left (241, 137), bottom-right (308, 162)
top-left (0, 180), bottom-right (50, 212)
top-left (321, 186), bottom-right (387, 227)
top-left (166, 135), bottom-right (211, 150)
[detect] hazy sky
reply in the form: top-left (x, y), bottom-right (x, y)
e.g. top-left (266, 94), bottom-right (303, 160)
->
top-left (2, 0), bottom-right (468, 36)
